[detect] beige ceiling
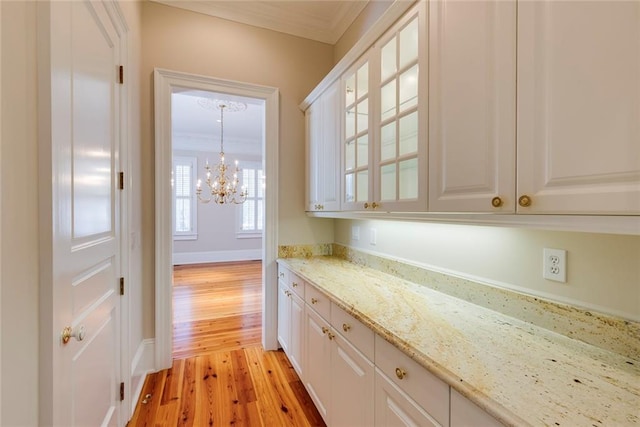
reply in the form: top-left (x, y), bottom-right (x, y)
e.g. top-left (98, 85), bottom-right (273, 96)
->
top-left (149, 0), bottom-right (369, 44)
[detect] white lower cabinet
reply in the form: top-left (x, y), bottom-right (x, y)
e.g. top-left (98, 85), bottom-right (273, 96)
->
top-left (450, 389), bottom-right (502, 427)
top-left (375, 368), bottom-right (441, 427)
top-left (304, 295), bottom-right (375, 426)
top-left (375, 335), bottom-right (450, 426)
top-left (277, 267), bottom-right (305, 378)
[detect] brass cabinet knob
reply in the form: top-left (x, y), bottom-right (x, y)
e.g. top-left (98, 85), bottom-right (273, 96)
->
top-left (319, 204), bottom-right (324, 210)
top-left (491, 196), bottom-right (503, 208)
top-left (328, 332), bottom-right (335, 341)
top-left (285, 290), bottom-right (292, 297)
top-left (292, 282), bottom-right (298, 288)
top-left (518, 195), bottom-right (532, 207)
top-left (364, 202), bottom-right (370, 209)
top-left (371, 202), bottom-right (379, 209)
top-left (321, 326), bottom-right (329, 335)
top-left (279, 272), bottom-right (284, 278)
top-left (311, 297), bottom-right (318, 304)
top-left (342, 323), bottom-right (351, 332)
top-left (395, 367), bottom-right (406, 380)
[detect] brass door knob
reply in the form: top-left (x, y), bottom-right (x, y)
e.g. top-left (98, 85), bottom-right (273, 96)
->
top-left (61, 325), bottom-right (86, 344)
top-left (518, 195), bottom-right (532, 207)
top-left (491, 196), bottom-right (503, 208)
top-left (395, 367), bottom-right (406, 380)
top-left (342, 323), bottom-right (351, 332)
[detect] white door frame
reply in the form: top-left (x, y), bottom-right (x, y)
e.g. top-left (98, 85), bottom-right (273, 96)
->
top-left (153, 68), bottom-right (279, 370)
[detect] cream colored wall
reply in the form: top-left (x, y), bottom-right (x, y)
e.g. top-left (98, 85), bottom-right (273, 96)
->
top-left (140, 2), bottom-right (335, 337)
top-left (0, 1), bottom-right (40, 425)
top-left (333, 0), bottom-right (394, 64)
top-left (336, 219), bottom-right (640, 321)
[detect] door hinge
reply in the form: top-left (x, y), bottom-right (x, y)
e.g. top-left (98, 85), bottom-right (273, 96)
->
top-left (120, 382), bottom-right (125, 401)
top-left (119, 277), bottom-right (124, 296)
top-left (118, 65), bottom-right (124, 85)
top-left (118, 172), bottom-right (124, 190)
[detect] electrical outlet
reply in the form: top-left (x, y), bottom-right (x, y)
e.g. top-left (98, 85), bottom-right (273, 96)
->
top-left (351, 226), bottom-right (360, 241)
top-left (543, 248), bottom-right (567, 283)
top-left (370, 228), bottom-right (377, 246)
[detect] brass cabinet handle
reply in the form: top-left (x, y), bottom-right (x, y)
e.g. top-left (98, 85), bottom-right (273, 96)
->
top-left (328, 332), bottom-right (335, 341)
top-left (342, 323), bottom-right (351, 332)
top-left (292, 282), bottom-right (298, 288)
top-left (395, 367), bottom-right (406, 380)
top-left (321, 326), bottom-right (329, 335)
top-left (491, 196), bottom-right (503, 208)
top-left (311, 297), bottom-right (318, 304)
top-left (518, 195), bottom-right (532, 207)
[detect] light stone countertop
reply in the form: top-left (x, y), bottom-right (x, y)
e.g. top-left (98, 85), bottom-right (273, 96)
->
top-left (278, 256), bottom-right (640, 427)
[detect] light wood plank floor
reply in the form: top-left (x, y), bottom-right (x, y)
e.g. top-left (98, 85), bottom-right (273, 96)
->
top-left (128, 261), bottom-right (325, 427)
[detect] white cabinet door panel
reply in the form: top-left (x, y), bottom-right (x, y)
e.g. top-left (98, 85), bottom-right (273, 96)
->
top-left (517, 0), bottom-right (640, 214)
top-left (429, 0), bottom-right (516, 213)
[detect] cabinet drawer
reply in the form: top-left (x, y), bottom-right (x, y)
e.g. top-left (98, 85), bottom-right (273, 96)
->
top-left (375, 335), bottom-right (450, 427)
top-left (277, 264), bottom-right (289, 284)
top-left (289, 272), bottom-right (305, 299)
top-left (331, 303), bottom-right (374, 361)
top-left (306, 283), bottom-right (331, 320)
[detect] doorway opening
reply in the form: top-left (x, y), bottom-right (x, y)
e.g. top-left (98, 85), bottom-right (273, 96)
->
top-left (154, 68), bottom-right (279, 370)
top-left (170, 89), bottom-right (265, 359)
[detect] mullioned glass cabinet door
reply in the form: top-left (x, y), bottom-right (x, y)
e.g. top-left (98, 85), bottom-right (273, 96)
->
top-left (375, 1), bottom-right (427, 212)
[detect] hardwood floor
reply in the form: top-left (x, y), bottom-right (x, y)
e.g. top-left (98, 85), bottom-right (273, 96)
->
top-left (172, 261), bottom-right (262, 359)
top-left (128, 261), bottom-right (325, 427)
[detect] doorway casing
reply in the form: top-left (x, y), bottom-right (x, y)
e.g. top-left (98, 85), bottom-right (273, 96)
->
top-left (153, 68), bottom-right (279, 370)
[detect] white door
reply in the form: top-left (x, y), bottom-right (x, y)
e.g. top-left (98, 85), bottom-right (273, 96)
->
top-left (46, 1), bottom-right (123, 425)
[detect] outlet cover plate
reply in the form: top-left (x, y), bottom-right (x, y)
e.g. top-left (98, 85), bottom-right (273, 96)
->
top-left (543, 248), bottom-right (567, 283)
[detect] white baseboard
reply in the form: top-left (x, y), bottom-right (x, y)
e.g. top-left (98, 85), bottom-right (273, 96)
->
top-left (130, 338), bottom-right (155, 416)
top-left (172, 249), bottom-right (262, 265)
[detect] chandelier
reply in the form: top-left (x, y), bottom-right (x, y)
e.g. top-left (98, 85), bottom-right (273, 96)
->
top-left (195, 99), bottom-right (248, 204)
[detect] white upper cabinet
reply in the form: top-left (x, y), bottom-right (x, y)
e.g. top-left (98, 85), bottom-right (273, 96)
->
top-left (374, 2), bottom-right (428, 212)
top-left (517, 0), bottom-right (640, 214)
top-left (428, 0), bottom-right (517, 213)
top-left (306, 80), bottom-right (340, 211)
top-left (342, 55), bottom-right (374, 210)
top-left (342, 1), bottom-right (427, 212)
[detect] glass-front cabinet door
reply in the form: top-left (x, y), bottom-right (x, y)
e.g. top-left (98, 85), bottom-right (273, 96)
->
top-left (374, 1), bottom-right (427, 212)
top-left (342, 55), bottom-right (373, 210)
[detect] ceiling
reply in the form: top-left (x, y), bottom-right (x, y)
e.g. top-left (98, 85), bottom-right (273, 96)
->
top-left (149, 0), bottom-right (369, 44)
top-left (172, 90), bottom-right (265, 155)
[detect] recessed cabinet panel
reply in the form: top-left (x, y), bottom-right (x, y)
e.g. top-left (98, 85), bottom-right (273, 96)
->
top-left (428, 0), bottom-right (517, 213)
top-left (517, 0), bottom-right (640, 214)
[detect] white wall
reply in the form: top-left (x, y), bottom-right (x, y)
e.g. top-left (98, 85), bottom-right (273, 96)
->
top-left (336, 219), bottom-right (640, 321)
top-left (172, 148), bottom-right (262, 263)
top-left (0, 2), bottom-right (40, 425)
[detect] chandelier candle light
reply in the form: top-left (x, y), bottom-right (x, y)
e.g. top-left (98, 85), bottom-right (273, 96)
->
top-left (196, 99), bottom-right (248, 204)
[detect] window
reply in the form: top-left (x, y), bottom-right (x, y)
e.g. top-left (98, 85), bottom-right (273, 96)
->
top-left (238, 166), bottom-right (264, 237)
top-left (173, 156), bottom-right (197, 240)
